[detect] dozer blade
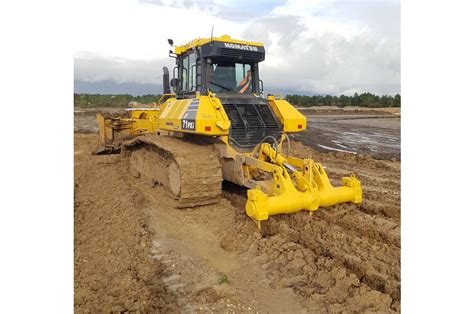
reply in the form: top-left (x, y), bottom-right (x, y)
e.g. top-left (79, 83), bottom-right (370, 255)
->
top-left (244, 143), bottom-right (362, 228)
top-left (94, 107), bottom-right (162, 155)
top-left (94, 112), bottom-right (134, 155)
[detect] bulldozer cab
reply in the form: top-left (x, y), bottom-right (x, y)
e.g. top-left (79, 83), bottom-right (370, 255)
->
top-left (170, 35), bottom-right (265, 98)
top-left (207, 61), bottom-right (253, 94)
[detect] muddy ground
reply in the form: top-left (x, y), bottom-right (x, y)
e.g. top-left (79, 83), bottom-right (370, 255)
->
top-left (74, 107), bottom-right (400, 312)
top-left (295, 108), bottom-right (400, 160)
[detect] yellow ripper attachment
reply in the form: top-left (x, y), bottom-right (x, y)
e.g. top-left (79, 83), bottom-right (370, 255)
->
top-left (245, 143), bottom-right (362, 229)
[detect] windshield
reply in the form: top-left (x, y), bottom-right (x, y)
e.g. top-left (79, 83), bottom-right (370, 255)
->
top-left (207, 61), bottom-right (253, 94)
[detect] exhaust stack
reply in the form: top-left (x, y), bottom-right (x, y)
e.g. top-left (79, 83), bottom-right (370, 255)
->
top-left (162, 66), bottom-right (170, 94)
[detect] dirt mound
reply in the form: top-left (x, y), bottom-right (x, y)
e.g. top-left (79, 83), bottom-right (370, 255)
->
top-left (74, 134), bottom-right (178, 312)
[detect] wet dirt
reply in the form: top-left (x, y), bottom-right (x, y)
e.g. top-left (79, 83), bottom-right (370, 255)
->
top-left (294, 114), bottom-right (400, 160)
top-left (297, 107), bottom-right (398, 116)
top-left (74, 134), bottom-right (179, 312)
top-left (74, 130), bottom-right (400, 312)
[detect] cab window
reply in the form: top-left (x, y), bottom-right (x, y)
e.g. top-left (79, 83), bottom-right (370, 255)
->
top-left (207, 61), bottom-right (252, 94)
top-left (181, 52), bottom-right (196, 91)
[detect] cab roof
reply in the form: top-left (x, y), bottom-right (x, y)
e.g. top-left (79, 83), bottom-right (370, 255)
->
top-left (175, 35), bottom-right (264, 55)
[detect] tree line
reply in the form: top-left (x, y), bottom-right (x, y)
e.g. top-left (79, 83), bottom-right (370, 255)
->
top-left (285, 93), bottom-right (401, 108)
top-left (74, 92), bottom-right (400, 108)
top-left (74, 93), bottom-right (160, 108)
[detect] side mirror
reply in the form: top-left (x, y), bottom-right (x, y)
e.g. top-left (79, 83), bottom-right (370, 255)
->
top-left (259, 79), bottom-right (264, 94)
top-left (170, 78), bottom-right (179, 93)
top-left (168, 38), bottom-right (174, 46)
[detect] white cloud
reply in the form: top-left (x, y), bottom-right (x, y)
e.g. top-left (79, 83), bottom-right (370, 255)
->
top-left (74, 53), bottom-right (170, 84)
top-left (74, 0), bottom-right (247, 60)
top-left (74, 0), bottom-right (400, 95)
top-left (74, 0), bottom-right (248, 87)
top-left (272, 0), bottom-right (336, 17)
top-left (243, 0), bottom-right (400, 95)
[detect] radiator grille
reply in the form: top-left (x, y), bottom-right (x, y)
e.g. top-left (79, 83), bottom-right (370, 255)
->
top-left (222, 103), bottom-right (280, 148)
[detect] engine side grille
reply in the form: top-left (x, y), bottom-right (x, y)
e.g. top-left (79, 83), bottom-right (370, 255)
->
top-left (222, 103), bottom-right (281, 148)
top-left (220, 48), bottom-right (264, 61)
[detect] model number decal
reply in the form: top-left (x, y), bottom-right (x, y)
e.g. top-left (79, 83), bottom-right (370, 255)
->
top-left (181, 99), bottom-right (198, 131)
top-left (182, 119), bottom-right (195, 130)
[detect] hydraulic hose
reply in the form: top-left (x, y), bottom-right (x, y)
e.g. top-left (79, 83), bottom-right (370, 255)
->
top-left (258, 135), bottom-right (279, 162)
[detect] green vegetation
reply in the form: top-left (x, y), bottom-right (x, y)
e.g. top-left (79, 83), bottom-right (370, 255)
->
top-left (285, 93), bottom-right (401, 108)
top-left (74, 93), bottom-right (162, 108)
top-left (218, 274), bottom-right (229, 285)
top-left (74, 92), bottom-right (400, 108)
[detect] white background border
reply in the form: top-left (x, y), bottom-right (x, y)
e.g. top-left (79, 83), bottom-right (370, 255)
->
top-left (1, 0), bottom-right (473, 312)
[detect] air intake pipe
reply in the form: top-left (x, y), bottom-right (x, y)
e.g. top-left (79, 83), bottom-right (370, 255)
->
top-left (162, 67), bottom-right (171, 94)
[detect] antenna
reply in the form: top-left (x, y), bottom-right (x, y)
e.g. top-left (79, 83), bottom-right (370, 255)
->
top-left (211, 25), bottom-right (214, 41)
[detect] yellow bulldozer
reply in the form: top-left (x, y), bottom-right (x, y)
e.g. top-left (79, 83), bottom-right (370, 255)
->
top-left (95, 35), bottom-right (362, 229)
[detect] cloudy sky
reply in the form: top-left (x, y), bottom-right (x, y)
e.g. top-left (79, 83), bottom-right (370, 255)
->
top-left (74, 0), bottom-right (400, 96)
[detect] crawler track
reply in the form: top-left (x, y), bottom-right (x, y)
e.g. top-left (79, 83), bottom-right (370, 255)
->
top-left (123, 134), bottom-right (222, 208)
